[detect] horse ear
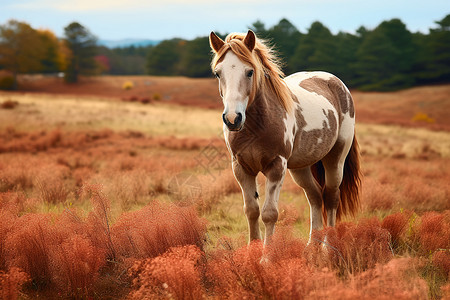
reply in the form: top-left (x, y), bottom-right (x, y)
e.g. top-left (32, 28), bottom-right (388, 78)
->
top-left (243, 30), bottom-right (256, 52)
top-left (210, 31), bottom-right (225, 53)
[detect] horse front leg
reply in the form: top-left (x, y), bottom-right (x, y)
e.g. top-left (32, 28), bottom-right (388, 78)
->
top-left (261, 156), bottom-right (287, 245)
top-left (232, 160), bottom-right (261, 242)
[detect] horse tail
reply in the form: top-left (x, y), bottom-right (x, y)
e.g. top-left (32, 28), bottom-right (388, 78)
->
top-left (336, 136), bottom-right (361, 221)
top-left (311, 136), bottom-right (362, 224)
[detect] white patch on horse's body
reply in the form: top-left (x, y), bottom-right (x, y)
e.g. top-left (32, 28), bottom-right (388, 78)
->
top-left (284, 72), bottom-right (338, 132)
top-left (283, 111), bottom-right (296, 150)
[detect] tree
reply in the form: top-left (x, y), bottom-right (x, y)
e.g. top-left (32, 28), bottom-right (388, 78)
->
top-left (250, 20), bottom-right (267, 37)
top-left (333, 32), bottom-right (360, 85)
top-left (37, 29), bottom-right (63, 74)
top-left (179, 37), bottom-right (211, 77)
top-left (147, 39), bottom-right (185, 76)
top-left (0, 20), bottom-right (45, 89)
top-left (290, 21), bottom-right (337, 73)
top-left (427, 14), bottom-right (450, 82)
top-left (266, 18), bottom-right (302, 74)
top-left (354, 19), bottom-right (415, 90)
top-left (64, 22), bottom-right (97, 83)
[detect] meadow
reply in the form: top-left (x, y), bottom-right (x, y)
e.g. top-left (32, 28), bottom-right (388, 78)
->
top-left (0, 77), bottom-right (449, 299)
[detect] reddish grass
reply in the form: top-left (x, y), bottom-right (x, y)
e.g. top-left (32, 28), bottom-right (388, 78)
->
top-left (361, 156), bottom-right (450, 212)
top-left (129, 245), bottom-right (205, 299)
top-left (5, 213), bottom-right (54, 288)
top-left (34, 165), bottom-right (70, 204)
top-left (112, 201), bottom-right (207, 260)
top-left (0, 119), bottom-right (448, 298)
top-left (309, 258), bottom-right (428, 299)
top-left (418, 211), bottom-right (450, 254)
top-left (381, 210), bottom-right (412, 250)
top-left (433, 251), bottom-right (450, 279)
top-left (319, 218), bottom-right (393, 274)
top-left (0, 185), bottom-right (448, 298)
top-left (51, 234), bottom-right (106, 297)
top-left (0, 267), bottom-right (29, 300)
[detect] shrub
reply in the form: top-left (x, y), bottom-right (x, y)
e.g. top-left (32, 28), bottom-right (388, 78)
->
top-left (0, 75), bottom-right (14, 90)
top-left (0, 209), bottom-right (17, 271)
top-left (381, 211), bottom-right (411, 251)
top-left (412, 112), bottom-right (435, 123)
top-left (34, 165), bottom-right (70, 204)
top-left (51, 234), bottom-right (106, 298)
top-left (321, 218), bottom-right (393, 275)
top-left (153, 93), bottom-right (161, 101)
top-left (418, 211), bottom-right (450, 254)
top-left (0, 267), bottom-right (29, 300)
top-left (433, 251), bottom-right (450, 278)
top-left (129, 245), bottom-right (204, 299)
top-left (122, 81), bottom-right (133, 90)
top-left (139, 97), bottom-right (151, 104)
top-left (309, 258), bottom-right (428, 299)
top-left (0, 100), bottom-right (18, 109)
top-left (5, 214), bottom-right (54, 288)
top-left (112, 201), bottom-right (207, 259)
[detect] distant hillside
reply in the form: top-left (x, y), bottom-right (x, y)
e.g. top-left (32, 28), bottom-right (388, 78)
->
top-left (98, 38), bottom-right (160, 48)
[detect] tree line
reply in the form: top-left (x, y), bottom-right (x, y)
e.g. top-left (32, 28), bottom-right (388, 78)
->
top-left (0, 15), bottom-right (449, 91)
top-left (146, 15), bottom-right (450, 90)
top-left (0, 20), bottom-right (98, 87)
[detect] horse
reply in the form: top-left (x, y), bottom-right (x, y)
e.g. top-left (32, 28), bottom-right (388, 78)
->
top-left (209, 30), bottom-right (361, 245)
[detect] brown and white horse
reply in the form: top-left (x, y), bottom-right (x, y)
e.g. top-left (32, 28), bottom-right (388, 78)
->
top-left (209, 30), bottom-right (361, 244)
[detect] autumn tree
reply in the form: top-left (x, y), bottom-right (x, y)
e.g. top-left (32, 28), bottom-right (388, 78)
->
top-left (37, 29), bottom-right (64, 73)
top-left (0, 20), bottom-right (45, 89)
top-left (64, 22), bottom-right (97, 83)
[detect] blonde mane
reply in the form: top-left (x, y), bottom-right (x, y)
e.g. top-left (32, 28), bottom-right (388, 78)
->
top-left (211, 32), bottom-right (293, 112)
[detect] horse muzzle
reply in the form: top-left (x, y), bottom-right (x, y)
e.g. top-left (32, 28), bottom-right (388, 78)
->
top-left (222, 112), bottom-right (243, 131)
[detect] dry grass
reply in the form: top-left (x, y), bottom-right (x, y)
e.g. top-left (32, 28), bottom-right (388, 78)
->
top-left (0, 83), bottom-right (449, 299)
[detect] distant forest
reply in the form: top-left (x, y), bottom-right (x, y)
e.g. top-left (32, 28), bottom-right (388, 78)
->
top-left (1, 15), bottom-right (449, 90)
top-left (102, 15), bottom-right (450, 90)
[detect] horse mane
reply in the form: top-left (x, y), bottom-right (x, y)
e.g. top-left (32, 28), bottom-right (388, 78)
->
top-left (211, 32), bottom-right (293, 112)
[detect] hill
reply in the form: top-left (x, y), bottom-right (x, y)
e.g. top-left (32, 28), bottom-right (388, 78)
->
top-left (97, 38), bottom-right (160, 48)
top-left (13, 75), bottom-right (450, 131)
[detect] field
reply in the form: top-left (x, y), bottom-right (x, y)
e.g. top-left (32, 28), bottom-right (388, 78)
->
top-left (0, 76), bottom-right (449, 299)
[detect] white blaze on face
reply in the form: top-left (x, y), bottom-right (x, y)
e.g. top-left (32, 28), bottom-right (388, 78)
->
top-left (215, 51), bottom-right (253, 125)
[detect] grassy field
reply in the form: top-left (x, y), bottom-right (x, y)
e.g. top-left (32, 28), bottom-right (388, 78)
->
top-left (0, 81), bottom-right (449, 299)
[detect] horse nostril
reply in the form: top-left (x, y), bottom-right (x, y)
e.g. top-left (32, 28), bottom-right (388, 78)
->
top-left (235, 112), bottom-right (242, 124)
top-left (222, 113), bottom-right (229, 125)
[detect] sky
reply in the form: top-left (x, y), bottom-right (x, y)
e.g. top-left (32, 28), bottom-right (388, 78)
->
top-left (1, 0), bottom-right (449, 41)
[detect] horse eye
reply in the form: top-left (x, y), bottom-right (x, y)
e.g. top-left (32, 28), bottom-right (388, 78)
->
top-left (215, 72), bottom-right (220, 79)
top-left (246, 70), bottom-right (254, 78)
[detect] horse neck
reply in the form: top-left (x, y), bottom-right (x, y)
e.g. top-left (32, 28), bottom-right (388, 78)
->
top-left (246, 80), bottom-right (285, 126)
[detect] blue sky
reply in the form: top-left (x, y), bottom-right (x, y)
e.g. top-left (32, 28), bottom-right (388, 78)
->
top-left (1, 0), bottom-right (449, 40)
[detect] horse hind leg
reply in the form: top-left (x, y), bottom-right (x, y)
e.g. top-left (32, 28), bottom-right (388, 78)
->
top-left (289, 167), bottom-right (324, 240)
top-left (322, 138), bottom-right (353, 227)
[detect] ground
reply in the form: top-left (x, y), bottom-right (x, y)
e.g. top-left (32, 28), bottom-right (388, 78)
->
top-left (0, 76), bottom-right (449, 299)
